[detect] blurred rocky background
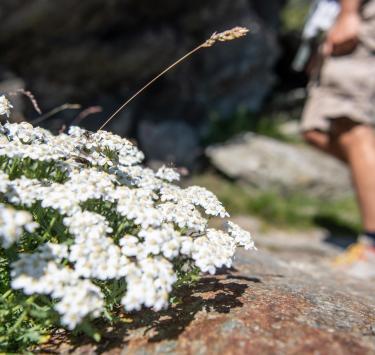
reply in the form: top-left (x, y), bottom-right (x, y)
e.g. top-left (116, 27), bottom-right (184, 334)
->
top-left (0, 0), bottom-right (291, 165)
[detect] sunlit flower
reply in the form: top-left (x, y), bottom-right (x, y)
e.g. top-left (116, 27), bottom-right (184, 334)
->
top-left (0, 204), bottom-right (38, 248)
top-left (0, 122), bottom-right (255, 331)
top-left (0, 95), bottom-right (13, 118)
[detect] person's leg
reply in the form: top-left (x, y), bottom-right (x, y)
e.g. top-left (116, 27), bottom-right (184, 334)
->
top-left (303, 129), bottom-right (347, 163)
top-left (333, 118), bottom-right (375, 231)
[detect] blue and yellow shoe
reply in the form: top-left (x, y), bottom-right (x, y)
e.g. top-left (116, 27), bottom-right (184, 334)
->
top-left (333, 239), bottom-right (375, 279)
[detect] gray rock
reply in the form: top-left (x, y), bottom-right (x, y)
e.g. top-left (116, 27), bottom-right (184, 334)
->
top-left (138, 120), bottom-right (201, 169)
top-left (206, 132), bottom-right (353, 198)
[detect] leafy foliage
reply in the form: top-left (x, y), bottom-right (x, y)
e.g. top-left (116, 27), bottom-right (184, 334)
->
top-left (0, 119), bottom-right (254, 352)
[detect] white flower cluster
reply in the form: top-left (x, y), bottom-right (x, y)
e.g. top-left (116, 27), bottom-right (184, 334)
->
top-left (0, 203), bottom-right (38, 248)
top-left (11, 244), bottom-right (104, 329)
top-left (155, 165), bottom-right (180, 182)
top-left (0, 95), bottom-right (13, 118)
top-left (225, 221), bottom-right (257, 251)
top-left (0, 116), bottom-right (255, 330)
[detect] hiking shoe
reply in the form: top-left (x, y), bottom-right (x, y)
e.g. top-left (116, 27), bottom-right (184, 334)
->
top-left (333, 241), bottom-right (375, 279)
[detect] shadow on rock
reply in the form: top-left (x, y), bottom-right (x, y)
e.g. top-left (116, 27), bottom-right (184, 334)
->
top-left (313, 215), bottom-right (359, 249)
top-left (144, 276), bottom-right (251, 343)
top-left (56, 273), bottom-right (256, 353)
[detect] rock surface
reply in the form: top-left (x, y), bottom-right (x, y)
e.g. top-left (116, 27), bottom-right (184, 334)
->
top-left (41, 216), bottom-right (375, 355)
top-left (138, 120), bottom-right (201, 169)
top-left (206, 133), bottom-right (353, 198)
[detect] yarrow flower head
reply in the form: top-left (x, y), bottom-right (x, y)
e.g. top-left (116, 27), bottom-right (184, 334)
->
top-left (156, 165), bottom-right (180, 182)
top-left (0, 95), bottom-right (13, 118)
top-left (0, 204), bottom-right (38, 248)
top-left (0, 121), bottom-right (255, 333)
top-left (225, 221), bottom-right (256, 251)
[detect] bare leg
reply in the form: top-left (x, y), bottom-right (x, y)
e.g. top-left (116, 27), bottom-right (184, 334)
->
top-left (303, 129), bottom-right (347, 163)
top-left (333, 119), bottom-right (375, 231)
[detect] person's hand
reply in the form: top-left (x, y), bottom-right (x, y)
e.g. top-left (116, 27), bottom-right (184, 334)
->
top-left (323, 12), bottom-right (361, 56)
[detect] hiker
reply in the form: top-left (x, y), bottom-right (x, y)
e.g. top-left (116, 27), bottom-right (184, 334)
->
top-left (300, 0), bottom-right (375, 277)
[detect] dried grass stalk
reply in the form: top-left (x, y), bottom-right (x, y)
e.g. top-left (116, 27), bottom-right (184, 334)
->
top-left (31, 104), bottom-right (81, 125)
top-left (71, 106), bottom-right (103, 125)
top-left (8, 89), bottom-right (42, 115)
top-left (99, 26), bottom-right (249, 130)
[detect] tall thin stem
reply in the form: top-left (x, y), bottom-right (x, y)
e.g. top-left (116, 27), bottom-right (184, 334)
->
top-left (98, 44), bottom-right (203, 131)
top-left (98, 26), bottom-right (249, 130)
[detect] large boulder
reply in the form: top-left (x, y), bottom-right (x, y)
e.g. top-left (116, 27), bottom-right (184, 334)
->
top-left (206, 133), bottom-right (353, 198)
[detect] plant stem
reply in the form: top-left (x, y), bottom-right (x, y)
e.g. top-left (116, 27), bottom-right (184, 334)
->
top-left (31, 104), bottom-right (81, 125)
top-left (1, 289), bottom-right (13, 300)
top-left (98, 44), bottom-right (204, 131)
top-left (9, 310), bottom-right (27, 333)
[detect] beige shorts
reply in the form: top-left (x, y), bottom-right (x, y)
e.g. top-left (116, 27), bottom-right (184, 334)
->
top-left (301, 1), bottom-right (375, 132)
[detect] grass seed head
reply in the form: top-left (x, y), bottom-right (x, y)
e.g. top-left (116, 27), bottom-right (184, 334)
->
top-left (202, 26), bottom-right (249, 48)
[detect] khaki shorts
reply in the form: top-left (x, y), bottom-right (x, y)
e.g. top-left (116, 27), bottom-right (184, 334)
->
top-left (301, 1), bottom-right (375, 132)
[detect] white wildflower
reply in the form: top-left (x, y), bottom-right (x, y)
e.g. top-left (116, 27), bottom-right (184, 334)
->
top-left (0, 122), bottom-right (255, 331)
top-left (121, 257), bottom-right (176, 312)
top-left (156, 165), bottom-right (180, 182)
top-left (0, 204), bottom-right (38, 248)
top-left (11, 247), bottom-right (104, 329)
top-left (158, 201), bottom-right (207, 232)
top-left (138, 224), bottom-right (182, 259)
top-left (225, 221), bottom-right (256, 250)
top-left (192, 229), bottom-right (236, 274)
top-left (185, 186), bottom-right (229, 218)
top-left (119, 235), bottom-right (141, 257)
top-left (0, 95), bottom-right (13, 118)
